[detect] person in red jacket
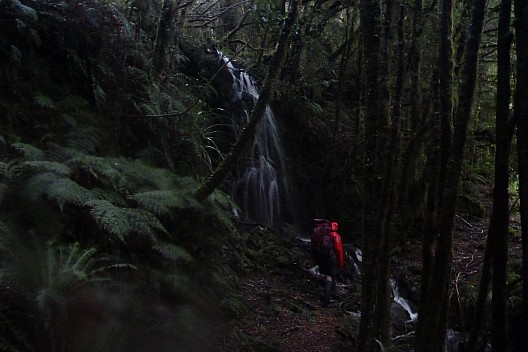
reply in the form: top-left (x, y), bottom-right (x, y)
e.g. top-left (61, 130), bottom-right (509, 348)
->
top-left (311, 219), bottom-right (344, 306)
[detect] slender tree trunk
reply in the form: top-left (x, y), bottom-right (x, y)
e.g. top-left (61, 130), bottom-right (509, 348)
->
top-left (514, 0), bottom-right (528, 347)
top-left (194, 0), bottom-right (300, 202)
top-left (415, 1), bottom-right (487, 351)
top-left (466, 236), bottom-right (492, 352)
top-left (491, 1), bottom-right (514, 349)
top-left (417, 0), bottom-right (453, 341)
top-left (153, 0), bottom-right (177, 76)
top-left (357, 0), bottom-right (382, 350)
top-left (372, 3), bottom-right (405, 344)
top-left (467, 4), bottom-right (513, 350)
top-left (435, 0), bottom-right (453, 224)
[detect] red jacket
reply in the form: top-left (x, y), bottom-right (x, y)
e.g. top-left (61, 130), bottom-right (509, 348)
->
top-left (329, 222), bottom-right (344, 268)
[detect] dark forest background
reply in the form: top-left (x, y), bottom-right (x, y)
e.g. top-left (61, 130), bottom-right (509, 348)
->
top-left (1, 0), bottom-right (527, 351)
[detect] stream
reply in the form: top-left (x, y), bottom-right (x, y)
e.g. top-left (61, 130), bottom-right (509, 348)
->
top-left (301, 240), bottom-right (485, 352)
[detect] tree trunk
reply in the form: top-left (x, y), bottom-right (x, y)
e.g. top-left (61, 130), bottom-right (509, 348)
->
top-left (415, 1), bottom-right (487, 351)
top-left (514, 0), bottom-right (528, 347)
top-left (194, 0), bottom-right (300, 202)
top-left (357, 0), bottom-right (383, 350)
top-left (416, 0), bottom-right (453, 342)
top-left (435, 0), bottom-right (453, 226)
top-left (466, 3), bottom-right (513, 351)
top-left (153, 0), bottom-right (177, 76)
top-left (491, 1), bottom-right (514, 349)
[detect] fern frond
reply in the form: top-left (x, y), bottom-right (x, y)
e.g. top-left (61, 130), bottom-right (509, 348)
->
top-left (0, 220), bottom-right (10, 238)
top-left (92, 79), bottom-right (106, 108)
top-left (20, 160), bottom-right (72, 176)
top-left (11, 142), bottom-right (44, 160)
top-left (10, 44), bottom-right (22, 64)
top-left (91, 187), bottom-right (127, 206)
top-left (152, 243), bottom-right (193, 263)
top-left (0, 162), bottom-right (7, 178)
top-left (67, 155), bottom-right (122, 189)
top-left (86, 199), bottom-right (132, 241)
top-left (87, 199), bottom-right (167, 241)
top-left (205, 190), bottom-right (237, 232)
top-left (58, 95), bottom-right (89, 111)
top-left (25, 172), bottom-right (93, 209)
top-left (209, 189), bottom-right (238, 209)
top-left (127, 190), bottom-right (199, 216)
top-left (0, 183), bottom-right (7, 205)
top-left (65, 126), bottom-right (102, 154)
top-left (33, 94), bottom-right (56, 109)
top-left (125, 208), bottom-right (167, 239)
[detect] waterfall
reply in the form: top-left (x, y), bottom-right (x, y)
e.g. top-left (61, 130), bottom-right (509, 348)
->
top-left (390, 279), bottom-right (418, 322)
top-left (219, 52), bottom-right (296, 228)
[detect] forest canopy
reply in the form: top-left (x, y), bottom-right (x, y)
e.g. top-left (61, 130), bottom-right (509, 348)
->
top-left (1, 0), bottom-right (527, 351)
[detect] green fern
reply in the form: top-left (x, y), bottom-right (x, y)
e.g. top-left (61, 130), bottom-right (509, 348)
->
top-left (152, 243), bottom-right (193, 263)
top-left (86, 199), bottom-right (133, 241)
top-left (205, 189), bottom-right (238, 231)
top-left (58, 95), bottom-right (90, 112)
top-left (11, 142), bottom-right (44, 160)
top-left (35, 242), bottom-right (111, 328)
top-left (0, 182), bottom-right (7, 206)
top-left (125, 207), bottom-right (167, 239)
top-left (65, 126), bottom-right (102, 154)
top-left (67, 155), bottom-right (123, 189)
top-left (10, 44), bottom-right (22, 64)
top-left (0, 161), bottom-right (7, 178)
top-left (127, 190), bottom-right (201, 216)
top-left (91, 187), bottom-right (127, 207)
top-left (25, 172), bottom-right (94, 209)
top-left (33, 94), bottom-right (56, 109)
top-left (20, 160), bottom-right (72, 176)
top-left (0, 220), bottom-right (9, 238)
top-left (87, 199), bottom-right (167, 241)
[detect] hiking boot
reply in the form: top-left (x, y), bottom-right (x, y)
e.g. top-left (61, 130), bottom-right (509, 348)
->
top-left (321, 280), bottom-right (333, 307)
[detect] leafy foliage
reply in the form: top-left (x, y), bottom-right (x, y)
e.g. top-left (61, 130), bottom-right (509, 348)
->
top-left (0, 0), bottom-right (239, 345)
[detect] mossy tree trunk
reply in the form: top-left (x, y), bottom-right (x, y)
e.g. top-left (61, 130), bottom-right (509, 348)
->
top-left (357, 0), bottom-right (383, 350)
top-left (514, 0), bottom-right (528, 347)
top-left (415, 1), bottom-right (487, 351)
top-left (194, 0), bottom-right (300, 202)
top-left (153, 0), bottom-right (177, 76)
top-left (490, 1), bottom-right (514, 349)
top-left (416, 0), bottom-right (453, 341)
top-left (357, 0), bottom-right (401, 349)
top-left (467, 2), bottom-right (513, 350)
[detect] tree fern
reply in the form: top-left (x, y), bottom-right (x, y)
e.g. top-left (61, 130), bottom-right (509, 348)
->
top-left (86, 199), bottom-right (134, 241)
top-left (87, 199), bottom-right (167, 241)
top-left (20, 160), bottom-right (72, 176)
top-left (11, 143), bottom-right (44, 161)
top-left (34, 242), bottom-right (112, 329)
top-left (33, 94), bottom-right (56, 109)
top-left (125, 207), bottom-right (167, 239)
top-left (67, 155), bottom-right (123, 190)
top-left (205, 189), bottom-right (238, 232)
top-left (127, 190), bottom-right (202, 216)
top-left (57, 95), bottom-right (90, 112)
top-left (91, 187), bottom-right (127, 207)
top-left (152, 243), bottom-right (193, 263)
top-left (65, 126), bottom-right (102, 154)
top-left (24, 172), bottom-right (94, 209)
top-left (0, 183), bottom-right (6, 206)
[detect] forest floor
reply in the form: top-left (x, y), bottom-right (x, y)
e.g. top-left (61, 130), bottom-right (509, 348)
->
top-left (215, 213), bottom-right (523, 352)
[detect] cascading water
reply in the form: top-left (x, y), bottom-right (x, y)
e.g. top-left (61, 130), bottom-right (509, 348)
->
top-left (218, 52), bottom-right (296, 228)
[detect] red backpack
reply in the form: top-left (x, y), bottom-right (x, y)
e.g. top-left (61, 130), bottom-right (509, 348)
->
top-left (311, 219), bottom-right (334, 259)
